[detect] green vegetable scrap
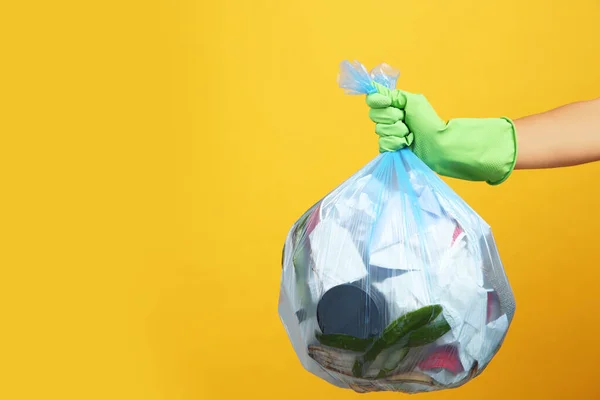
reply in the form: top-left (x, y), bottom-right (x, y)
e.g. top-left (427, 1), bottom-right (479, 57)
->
top-left (375, 347), bottom-right (410, 379)
top-left (350, 305), bottom-right (450, 378)
top-left (310, 305), bottom-right (452, 379)
top-left (292, 211), bottom-right (313, 309)
top-left (316, 332), bottom-right (374, 352)
top-left (374, 316), bottom-right (451, 379)
top-left (352, 360), bottom-right (364, 378)
top-left (294, 212), bottom-right (310, 240)
top-left (364, 305), bottom-right (442, 363)
top-left (406, 316), bottom-right (451, 348)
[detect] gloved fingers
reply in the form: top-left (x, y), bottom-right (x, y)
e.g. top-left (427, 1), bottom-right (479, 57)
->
top-left (372, 82), bottom-right (408, 109)
top-left (379, 131), bottom-right (415, 152)
top-left (389, 90), bottom-right (408, 109)
top-left (369, 107), bottom-right (405, 124)
top-left (375, 121), bottom-right (410, 139)
top-left (366, 93), bottom-right (391, 109)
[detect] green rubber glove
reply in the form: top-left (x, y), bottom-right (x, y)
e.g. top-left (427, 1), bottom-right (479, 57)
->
top-left (366, 82), bottom-right (518, 185)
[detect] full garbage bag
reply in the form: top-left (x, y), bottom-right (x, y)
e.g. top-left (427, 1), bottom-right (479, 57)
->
top-left (278, 61), bottom-right (515, 394)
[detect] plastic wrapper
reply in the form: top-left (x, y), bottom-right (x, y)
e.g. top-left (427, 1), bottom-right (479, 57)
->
top-left (278, 61), bottom-right (515, 394)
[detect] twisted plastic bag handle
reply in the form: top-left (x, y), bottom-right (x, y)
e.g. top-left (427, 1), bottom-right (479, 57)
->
top-left (337, 60), bottom-right (399, 95)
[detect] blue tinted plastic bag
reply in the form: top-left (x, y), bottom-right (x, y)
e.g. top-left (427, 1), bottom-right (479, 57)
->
top-left (278, 61), bottom-right (515, 394)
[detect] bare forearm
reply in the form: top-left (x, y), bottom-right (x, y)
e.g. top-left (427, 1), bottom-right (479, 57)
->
top-left (513, 98), bottom-right (600, 169)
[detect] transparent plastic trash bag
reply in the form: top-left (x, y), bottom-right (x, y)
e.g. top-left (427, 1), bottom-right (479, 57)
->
top-left (278, 61), bottom-right (515, 394)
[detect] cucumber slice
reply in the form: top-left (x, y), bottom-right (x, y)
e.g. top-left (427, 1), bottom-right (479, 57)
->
top-left (407, 316), bottom-right (451, 347)
top-left (375, 346), bottom-right (410, 379)
top-left (315, 332), bottom-right (374, 352)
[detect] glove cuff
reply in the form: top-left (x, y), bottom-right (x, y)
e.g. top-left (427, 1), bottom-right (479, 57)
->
top-left (439, 117), bottom-right (518, 184)
top-left (487, 117), bottom-right (518, 185)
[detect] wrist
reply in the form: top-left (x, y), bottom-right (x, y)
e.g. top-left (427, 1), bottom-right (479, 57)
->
top-left (489, 117), bottom-right (518, 185)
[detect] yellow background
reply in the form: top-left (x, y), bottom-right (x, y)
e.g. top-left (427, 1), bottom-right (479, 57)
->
top-left (1, 0), bottom-right (600, 399)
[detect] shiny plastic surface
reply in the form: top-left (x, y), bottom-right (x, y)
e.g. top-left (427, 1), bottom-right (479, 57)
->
top-left (279, 61), bottom-right (515, 394)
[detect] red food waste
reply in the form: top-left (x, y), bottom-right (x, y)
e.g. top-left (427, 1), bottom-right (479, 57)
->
top-left (418, 346), bottom-right (464, 374)
top-left (487, 290), bottom-right (502, 323)
top-left (451, 224), bottom-right (463, 245)
top-left (306, 203), bottom-right (321, 235)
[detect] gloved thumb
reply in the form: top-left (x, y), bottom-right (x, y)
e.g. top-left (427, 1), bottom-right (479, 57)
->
top-left (368, 82), bottom-right (445, 132)
top-left (370, 82), bottom-right (408, 109)
top-left (365, 93), bottom-right (391, 109)
top-left (402, 92), bottom-right (446, 131)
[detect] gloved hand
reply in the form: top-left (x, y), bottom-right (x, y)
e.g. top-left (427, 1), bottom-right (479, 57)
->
top-left (366, 83), bottom-right (518, 185)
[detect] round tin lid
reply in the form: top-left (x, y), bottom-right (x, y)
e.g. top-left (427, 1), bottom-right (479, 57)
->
top-left (316, 283), bottom-right (386, 340)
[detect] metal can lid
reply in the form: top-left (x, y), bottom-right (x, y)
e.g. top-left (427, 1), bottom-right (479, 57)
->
top-left (316, 283), bottom-right (386, 339)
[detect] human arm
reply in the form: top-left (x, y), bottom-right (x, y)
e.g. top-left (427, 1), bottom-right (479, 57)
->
top-left (366, 86), bottom-right (600, 184)
top-left (514, 98), bottom-right (600, 169)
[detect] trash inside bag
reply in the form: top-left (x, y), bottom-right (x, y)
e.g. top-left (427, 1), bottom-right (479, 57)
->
top-left (278, 61), bottom-right (516, 394)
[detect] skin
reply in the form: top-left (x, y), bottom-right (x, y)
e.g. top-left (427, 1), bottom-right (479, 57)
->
top-left (514, 98), bottom-right (600, 169)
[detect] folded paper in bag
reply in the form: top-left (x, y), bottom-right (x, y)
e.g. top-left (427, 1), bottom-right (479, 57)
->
top-left (278, 61), bottom-right (515, 394)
